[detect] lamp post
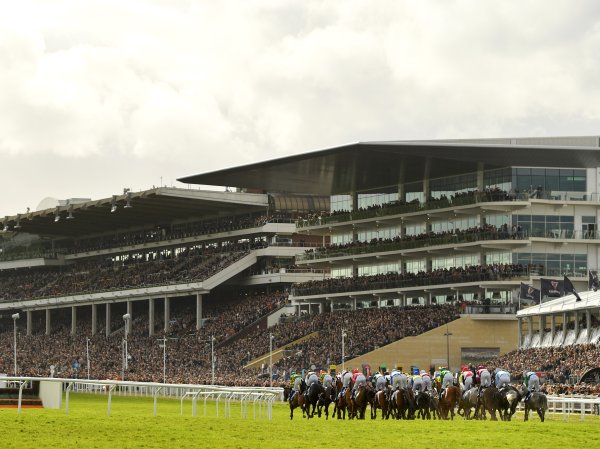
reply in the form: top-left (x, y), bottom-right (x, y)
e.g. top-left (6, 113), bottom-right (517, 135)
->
top-left (269, 333), bottom-right (274, 388)
top-left (11, 313), bottom-right (19, 376)
top-left (444, 324), bottom-right (453, 370)
top-left (211, 335), bottom-right (216, 385)
top-left (86, 337), bottom-right (91, 380)
top-left (158, 338), bottom-right (167, 384)
top-left (341, 329), bottom-right (347, 372)
top-left (122, 313), bottom-right (131, 380)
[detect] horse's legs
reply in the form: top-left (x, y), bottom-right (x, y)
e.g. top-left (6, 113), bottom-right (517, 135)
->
top-left (538, 408), bottom-right (545, 422)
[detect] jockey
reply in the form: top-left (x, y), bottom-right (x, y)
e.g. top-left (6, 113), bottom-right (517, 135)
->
top-left (524, 371), bottom-right (540, 401)
top-left (421, 371), bottom-right (432, 392)
top-left (412, 373), bottom-right (424, 393)
top-left (337, 369), bottom-right (353, 400)
top-left (352, 371), bottom-right (367, 399)
top-left (375, 372), bottom-right (388, 391)
top-left (460, 368), bottom-right (474, 391)
top-left (494, 368), bottom-right (511, 389)
top-left (391, 369), bottom-right (407, 390)
top-left (322, 372), bottom-right (333, 389)
top-left (477, 368), bottom-right (491, 396)
top-left (439, 368), bottom-right (454, 399)
top-left (289, 372), bottom-right (302, 402)
top-left (305, 370), bottom-right (317, 385)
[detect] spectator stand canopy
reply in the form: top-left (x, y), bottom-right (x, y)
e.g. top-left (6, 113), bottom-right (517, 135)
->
top-left (178, 138), bottom-right (600, 195)
top-left (1, 188), bottom-right (269, 238)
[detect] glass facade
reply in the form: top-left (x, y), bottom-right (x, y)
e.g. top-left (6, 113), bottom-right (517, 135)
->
top-left (512, 168), bottom-right (586, 193)
top-left (514, 214), bottom-right (574, 237)
top-left (324, 165), bottom-right (591, 281)
top-left (514, 252), bottom-right (587, 276)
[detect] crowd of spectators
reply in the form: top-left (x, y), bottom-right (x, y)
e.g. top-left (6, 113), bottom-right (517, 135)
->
top-left (0, 301), bottom-right (461, 387)
top-left (275, 304), bottom-right (459, 371)
top-left (1, 212), bottom-right (296, 261)
top-left (0, 241), bottom-right (267, 301)
top-left (65, 213), bottom-right (282, 254)
top-left (292, 263), bottom-right (529, 296)
top-left (297, 187), bottom-right (514, 226)
top-left (485, 343), bottom-right (600, 395)
top-left (301, 223), bottom-right (526, 261)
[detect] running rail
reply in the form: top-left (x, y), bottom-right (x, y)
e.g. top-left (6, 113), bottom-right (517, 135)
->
top-left (2, 377), bottom-right (282, 420)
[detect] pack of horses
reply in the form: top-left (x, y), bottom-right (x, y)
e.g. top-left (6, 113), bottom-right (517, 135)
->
top-left (284, 378), bottom-right (548, 422)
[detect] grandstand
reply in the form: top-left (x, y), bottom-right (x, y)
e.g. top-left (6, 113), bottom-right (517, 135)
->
top-left (1, 136), bottom-right (600, 386)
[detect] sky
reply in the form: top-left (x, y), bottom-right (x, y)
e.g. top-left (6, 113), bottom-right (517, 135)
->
top-left (2, 0), bottom-right (600, 215)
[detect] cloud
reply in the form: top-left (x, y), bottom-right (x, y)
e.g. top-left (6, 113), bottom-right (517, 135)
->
top-left (1, 0), bottom-right (600, 214)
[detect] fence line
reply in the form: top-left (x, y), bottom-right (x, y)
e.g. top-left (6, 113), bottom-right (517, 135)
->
top-left (3, 377), bottom-right (282, 420)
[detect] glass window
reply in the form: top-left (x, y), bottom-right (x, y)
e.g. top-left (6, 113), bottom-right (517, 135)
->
top-left (582, 216), bottom-right (596, 224)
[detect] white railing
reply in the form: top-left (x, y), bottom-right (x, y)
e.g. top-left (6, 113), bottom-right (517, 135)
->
top-left (545, 395), bottom-right (600, 420)
top-left (3, 377), bottom-right (282, 420)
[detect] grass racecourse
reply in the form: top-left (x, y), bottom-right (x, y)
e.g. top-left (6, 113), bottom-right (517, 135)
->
top-left (1, 393), bottom-right (598, 449)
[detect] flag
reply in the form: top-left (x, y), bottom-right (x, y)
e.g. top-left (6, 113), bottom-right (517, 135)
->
top-left (589, 270), bottom-right (599, 292)
top-left (564, 275), bottom-right (582, 302)
top-left (519, 282), bottom-right (541, 303)
top-left (540, 278), bottom-right (563, 298)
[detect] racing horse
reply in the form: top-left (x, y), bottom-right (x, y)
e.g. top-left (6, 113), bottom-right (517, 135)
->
top-left (438, 385), bottom-right (460, 420)
top-left (457, 387), bottom-right (480, 420)
top-left (415, 391), bottom-right (431, 420)
top-left (500, 386), bottom-right (522, 421)
top-left (351, 384), bottom-right (370, 419)
top-left (391, 388), bottom-right (415, 419)
top-left (333, 378), bottom-right (353, 420)
top-left (304, 381), bottom-right (324, 418)
top-left (479, 386), bottom-right (508, 421)
top-left (428, 390), bottom-right (441, 420)
top-left (520, 388), bottom-right (548, 422)
top-left (288, 380), bottom-right (307, 420)
top-left (371, 389), bottom-right (390, 419)
top-left (317, 382), bottom-right (335, 419)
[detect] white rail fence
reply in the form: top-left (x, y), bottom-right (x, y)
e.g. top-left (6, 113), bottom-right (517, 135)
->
top-left (2, 377), bottom-right (282, 420)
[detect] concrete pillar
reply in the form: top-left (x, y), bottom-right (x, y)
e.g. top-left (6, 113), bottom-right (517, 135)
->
top-left (164, 297), bottom-right (170, 332)
top-left (574, 310), bottom-right (579, 337)
top-left (71, 306), bottom-right (77, 335)
top-left (91, 304), bottom-right (97, 336)
top-left (398, 180), bottom-right (406, 203)
top-left (352, 297), bottom-right (357, 310)
top-left (539, 315), bottom-right (545, 344)
top-left (149, 298), bottom-right (155, 336)
top-left (26, 310), bottom-right (32, 336)
top-left (105, 303), bottom-right (111, 337)
top-left (477, 162), bottom-right (485, 192)
top-left (562, 312), bottom-right (567, 343)
top-left (45, 309), bottom-right (51, 335)
top-left (319, 301), bottom-right (324, 314)
top-left (423, 157), bottom-right (431, 201)
top-left (517, 317), bottom-right (522, 348)
top-left (527, 316), bottom-right (533, 342)
top-left (550, 315), bottom-right (556, 343)
top-left (586, 310), bottom-right (592, 342)
top-left (296, 304), bottom-right (301, 316)
top-left (196, 293), bottom-right (203, 330)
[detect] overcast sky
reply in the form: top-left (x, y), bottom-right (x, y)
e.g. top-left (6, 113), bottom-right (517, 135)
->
top-left (2, 0), bottom-right (600, 215)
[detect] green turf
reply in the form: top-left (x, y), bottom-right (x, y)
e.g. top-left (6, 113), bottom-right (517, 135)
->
top-left (0, 393), bottom-right (598, 449)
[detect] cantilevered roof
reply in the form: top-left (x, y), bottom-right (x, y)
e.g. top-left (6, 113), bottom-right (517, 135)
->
top-left (178, 139), bottom-right (600, 195)
top-left (2, 188), bottom-right (268, 238)
top-left (516, 290), bottom-right (600, 317)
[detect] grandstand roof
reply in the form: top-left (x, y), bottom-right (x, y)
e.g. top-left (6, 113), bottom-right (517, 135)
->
top-left (2, 188), bottom-right (268, 238)
top-left (516, 289), bottom-right (600, 317)
top-left (178, 138), bottom-right (600, 195)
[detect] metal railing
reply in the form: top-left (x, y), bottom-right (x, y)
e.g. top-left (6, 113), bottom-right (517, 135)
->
top-left (3, 377), bottom-right (282, 419)
top-left (296, 190), bottom-right (600, 229)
